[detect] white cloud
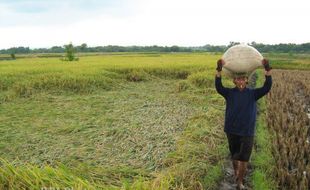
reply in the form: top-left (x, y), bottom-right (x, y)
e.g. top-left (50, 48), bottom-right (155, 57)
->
top-left (0, 0), bottom-right (309, 49)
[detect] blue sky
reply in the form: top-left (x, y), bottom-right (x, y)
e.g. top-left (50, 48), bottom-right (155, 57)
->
top-left (0, 0), bottom-right (309, 49)
top-left (0, 0), bottom-right (132, 26)
top-left (1, 0), bottom-right (119, 13)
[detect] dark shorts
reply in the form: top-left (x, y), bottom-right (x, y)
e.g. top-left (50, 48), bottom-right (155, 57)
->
top-left (226, 133), bottom-right (254, 162)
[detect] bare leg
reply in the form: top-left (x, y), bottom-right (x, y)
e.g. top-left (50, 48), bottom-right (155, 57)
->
top-left (232, 160), bottom-right (239, 177)
top-left (236, 161), bottom-right (247, 189)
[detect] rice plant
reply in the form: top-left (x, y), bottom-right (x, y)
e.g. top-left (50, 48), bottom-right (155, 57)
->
top-left (266, 70), bottom-right (310, 190)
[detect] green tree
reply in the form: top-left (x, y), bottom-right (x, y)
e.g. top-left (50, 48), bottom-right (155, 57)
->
top-left (51, 46), bottom-right (64, 53)
top-left (170, 45), bottom-right (180, 52)
top-left (10, 53), bottom-right (16, 59)
top-left (80, 43), bottom-right (87, 51)
top-left (63, 43), bottom-right (77, 61)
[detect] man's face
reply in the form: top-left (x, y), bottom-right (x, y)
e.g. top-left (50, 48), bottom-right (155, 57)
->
top-left (233, 76), bottom-right (248, 90)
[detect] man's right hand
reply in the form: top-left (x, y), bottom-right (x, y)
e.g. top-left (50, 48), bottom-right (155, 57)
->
top-left (216, 59), bottom-right (224, 72)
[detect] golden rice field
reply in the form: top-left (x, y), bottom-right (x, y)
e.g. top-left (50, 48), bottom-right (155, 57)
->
top-left (266, 70), bottom-right (310, 190)
top-left (0, 52), bottom-right (309, 189)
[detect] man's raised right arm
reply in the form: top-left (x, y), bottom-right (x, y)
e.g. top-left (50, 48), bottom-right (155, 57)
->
top-left (215, 59), bottom-right (229, 98)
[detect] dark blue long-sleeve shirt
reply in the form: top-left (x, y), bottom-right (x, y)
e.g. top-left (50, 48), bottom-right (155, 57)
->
top-left (215, 75), bottom-right (272, 136)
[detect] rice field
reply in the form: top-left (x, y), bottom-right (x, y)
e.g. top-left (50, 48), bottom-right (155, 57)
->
top-left (0, 52), bottom-right (309, 189)
top-left (0, 53), bottom-right (229, 189)
top-left (265, 70), bottom-right (310, 189)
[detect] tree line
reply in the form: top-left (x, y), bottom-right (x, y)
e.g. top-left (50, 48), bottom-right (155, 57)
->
top-left (1, 42), bottom-right (310, 54)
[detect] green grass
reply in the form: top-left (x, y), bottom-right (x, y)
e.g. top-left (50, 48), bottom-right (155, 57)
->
top-left (0, 53), bottom-right (229, 189)
top-left (251, 104), bottom-right (277, 190)
top-left (265, 53), bottom-right (310, 70)
top-left (250, 70), bottom-right (277, 190)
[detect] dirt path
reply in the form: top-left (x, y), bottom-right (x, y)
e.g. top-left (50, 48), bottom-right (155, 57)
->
top-left (218, 157), bottom-right (253, 190)
top-left (218, 159), bottom-right (237, 190)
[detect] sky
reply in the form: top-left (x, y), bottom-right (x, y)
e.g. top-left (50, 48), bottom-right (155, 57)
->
top-left (0, 0), bottom-right (309, 49)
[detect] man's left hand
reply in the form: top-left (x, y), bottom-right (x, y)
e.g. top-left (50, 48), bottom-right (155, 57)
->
top-left (262, 58), bottom-right (272, 71)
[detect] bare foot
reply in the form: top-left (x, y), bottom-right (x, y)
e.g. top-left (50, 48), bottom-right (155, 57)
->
top-left (236, 183), bottom-right (246, 190)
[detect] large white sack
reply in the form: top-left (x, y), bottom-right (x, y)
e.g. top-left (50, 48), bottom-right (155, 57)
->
top-left (222, 44), bottom-right (263, 78)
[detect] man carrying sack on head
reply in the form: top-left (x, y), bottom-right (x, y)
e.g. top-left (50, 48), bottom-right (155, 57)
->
top-left (215, 58), bottom-right (272, 189)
